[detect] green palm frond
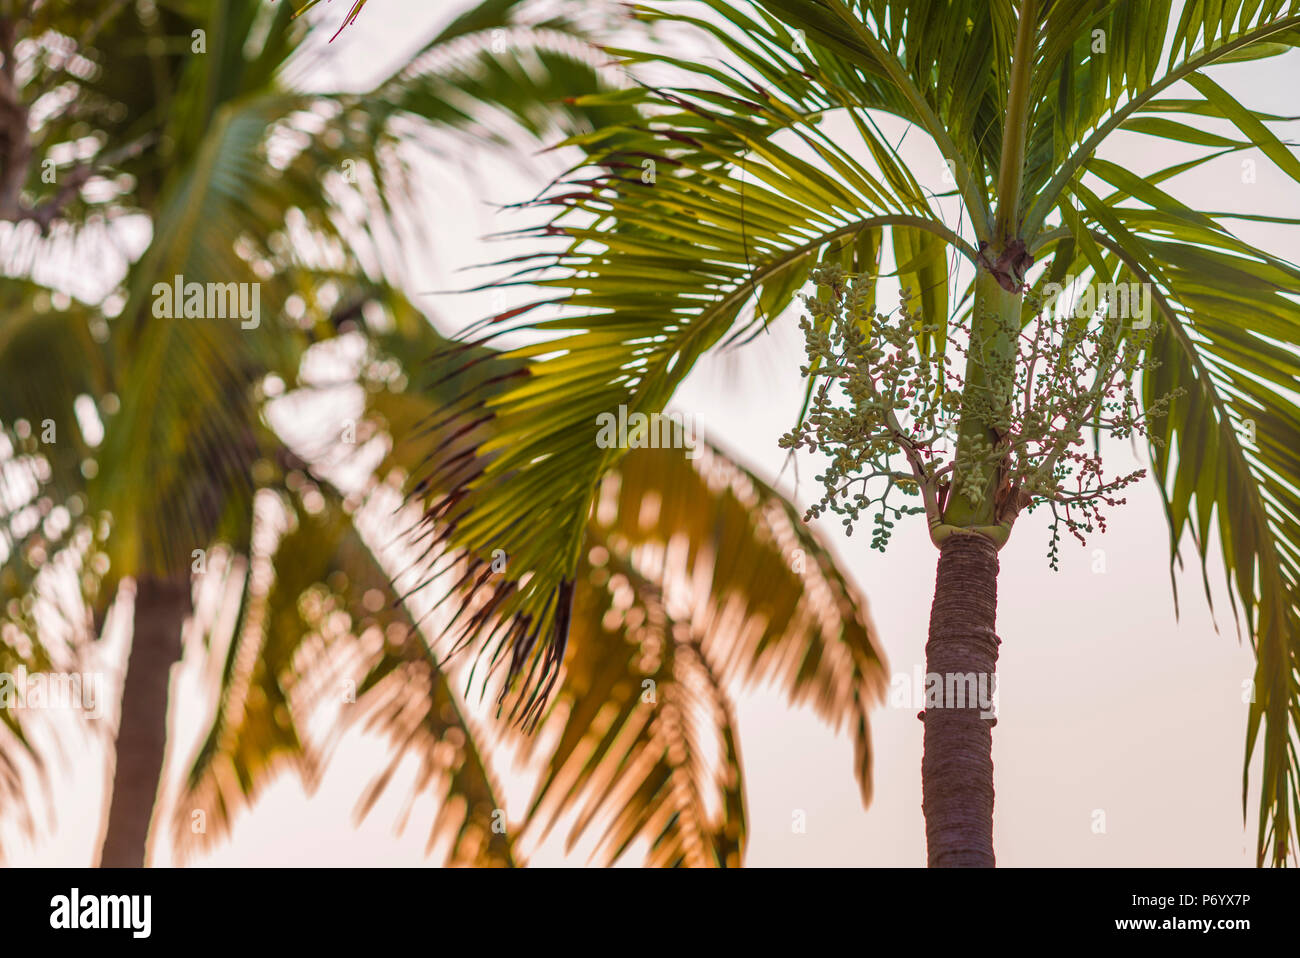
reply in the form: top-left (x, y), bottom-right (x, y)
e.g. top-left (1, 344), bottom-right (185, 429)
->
top-left (1024, 2), bottom-right (1300, 238)
top-left (93, 0), bottom-right (641, 590)
top-left (413, 20), bottom-right (965, 711)
top-left (353, 0), bottom-right (631, 150)
top-left (289, 0), bottom-right (369, 40)
top-left (1019, 2), bottom-right (1300, 864)
top-left (1038, 190), bottom-right (1300, 864)
top-left (361, 296), bottom-right (883, 863)
top-left (3, 0), bottom-right (409, 590)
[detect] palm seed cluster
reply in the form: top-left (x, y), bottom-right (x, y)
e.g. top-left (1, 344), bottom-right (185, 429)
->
top-left (781, 264), bottom-right (1181, 565)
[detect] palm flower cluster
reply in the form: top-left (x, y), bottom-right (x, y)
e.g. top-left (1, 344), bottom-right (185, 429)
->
top-left (781, 265), bottom-right (1180, 564)
top-left (779, 266), bottom-right (943, 550)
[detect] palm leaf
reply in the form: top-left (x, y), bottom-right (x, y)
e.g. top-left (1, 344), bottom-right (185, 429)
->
top-left (513, 439), bottom-right (885, 865)
top-left (366, 294), bottom-right (883, 862)
top-left (1030, 0), bottom-right (1300, 864)
top-left (413, 19), bottom-right (967, 710)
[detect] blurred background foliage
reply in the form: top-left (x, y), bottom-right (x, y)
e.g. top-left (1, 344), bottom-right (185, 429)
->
top-left (0, 0), bottom-right (884, 866)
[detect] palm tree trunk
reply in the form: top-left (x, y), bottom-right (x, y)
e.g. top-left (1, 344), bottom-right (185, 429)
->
top-left (99, 575), bottom-right (190, 867)
top-left (920, 533), bottom-right (999, 867)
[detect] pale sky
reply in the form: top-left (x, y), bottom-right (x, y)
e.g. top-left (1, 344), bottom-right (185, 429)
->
top-left (3, 0), bottom-right (1297, 867)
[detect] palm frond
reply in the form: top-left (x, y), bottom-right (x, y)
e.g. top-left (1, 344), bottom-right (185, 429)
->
top-left (369, 286), bottom-right (883, 860)
top-left (413, 22), bottom-right (965, 708)
top-left (513, 439), bottom-right (885, 864)
top-left (1030, 1), bottom-right (1300, 863)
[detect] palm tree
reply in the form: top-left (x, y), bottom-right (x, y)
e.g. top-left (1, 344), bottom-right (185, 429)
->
top-left (339, 319), bottom-right (885, 865)
top-left (408, 0), bottom-right (1300, 866)
top-left (1, 0), bottom-right (884, 867)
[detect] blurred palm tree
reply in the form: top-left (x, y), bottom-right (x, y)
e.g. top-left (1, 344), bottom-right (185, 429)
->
top-left (0, 0), bottom-right (884, 867)
top-left (398, 0), bottom-right (1300, 866)
top-left (314, 318), bottom-right (884, 865)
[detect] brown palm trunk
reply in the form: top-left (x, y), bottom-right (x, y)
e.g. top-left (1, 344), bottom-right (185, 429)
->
top-left (99, 575), bottom-right (190, 867)
top-left (920, 534), bottom-right (1000, 867)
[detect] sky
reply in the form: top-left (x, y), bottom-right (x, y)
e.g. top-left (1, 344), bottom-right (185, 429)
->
top-left (3, 0), bottom-right (1298, 867)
